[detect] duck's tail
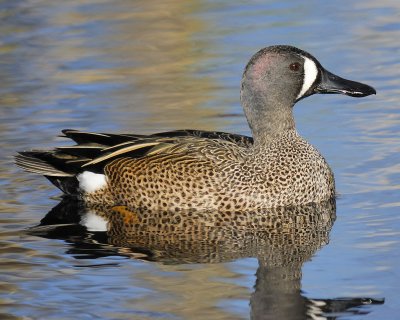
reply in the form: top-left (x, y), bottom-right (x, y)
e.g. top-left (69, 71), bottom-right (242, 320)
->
top-left (14, 129), bottom-right (150, 195)
top-left (15, 150), bottom-right (80, 195)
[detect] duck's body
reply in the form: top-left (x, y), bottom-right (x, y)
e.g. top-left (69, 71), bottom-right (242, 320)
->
top-left (115, 130), bottom-right (334, 211)
top-left (66, 129), bottom-right (333, 210)
top-left (16, 45), bottom-right (375, 211)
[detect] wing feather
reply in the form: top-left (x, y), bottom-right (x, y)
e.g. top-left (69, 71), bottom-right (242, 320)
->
top-left (16, 129), bottom-right (253, 178)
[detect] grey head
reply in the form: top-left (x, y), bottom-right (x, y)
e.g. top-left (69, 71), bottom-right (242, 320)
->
top-left (241, 45), bottom-right (376, 144)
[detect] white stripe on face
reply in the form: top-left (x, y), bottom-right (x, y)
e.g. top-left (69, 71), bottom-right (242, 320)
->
top-left (296, 57), bottom-right (318, 100)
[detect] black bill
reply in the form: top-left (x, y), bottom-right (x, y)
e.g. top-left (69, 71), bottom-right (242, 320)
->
top-left (315, 68), bottom-right (376, 97)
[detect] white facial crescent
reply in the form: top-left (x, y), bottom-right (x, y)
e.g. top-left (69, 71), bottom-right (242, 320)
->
top-left (297, 57), bottom-right (318, 100)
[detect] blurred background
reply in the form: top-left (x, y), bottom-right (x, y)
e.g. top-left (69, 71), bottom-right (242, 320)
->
top-left (0, 0), bottom-right (399, 319)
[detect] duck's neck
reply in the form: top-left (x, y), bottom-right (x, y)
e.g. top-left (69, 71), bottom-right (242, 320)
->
top-left (241, 83), bottom-right (296, 147)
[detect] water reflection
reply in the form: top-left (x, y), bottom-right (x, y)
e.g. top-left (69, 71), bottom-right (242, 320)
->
top-left (29, 198), bottom-right (383, 319)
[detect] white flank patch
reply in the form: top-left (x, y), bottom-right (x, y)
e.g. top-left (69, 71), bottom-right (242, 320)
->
top-left (81, 210), bottom-right (108, 232)
top-left (77, 171), bottom-right (107, 193)
top-left (296, 56), bottom-right (318, 99)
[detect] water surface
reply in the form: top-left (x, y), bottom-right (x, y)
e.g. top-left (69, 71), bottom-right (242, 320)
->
top-left (1, 1), bottom-right (399, 319)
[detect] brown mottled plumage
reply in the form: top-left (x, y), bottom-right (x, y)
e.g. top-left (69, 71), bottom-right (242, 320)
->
top-left (82, 130), bottom-right (334, 210)
top-left (16, 45), bottom-right (375, 211)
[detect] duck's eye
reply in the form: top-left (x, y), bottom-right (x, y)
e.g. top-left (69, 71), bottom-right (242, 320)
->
top-left (289, 62), bottom-right (301, 72)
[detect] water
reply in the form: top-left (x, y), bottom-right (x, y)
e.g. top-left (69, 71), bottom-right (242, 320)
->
top-left (1, 0), bottom-right (399, 319)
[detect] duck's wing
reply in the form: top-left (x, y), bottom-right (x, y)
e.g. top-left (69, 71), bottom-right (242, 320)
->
top-left (58, 129), bottom-right (253, 148)
top-left (15, 129), bottom-right (253, 194)
top-left (150, 129), bottom-right (253, 147)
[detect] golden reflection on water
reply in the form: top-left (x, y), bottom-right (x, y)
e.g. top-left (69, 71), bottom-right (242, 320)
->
top-left (135, 263), bottom-right (246, 319)
top-left (40, 0), bottom-right (224, 131)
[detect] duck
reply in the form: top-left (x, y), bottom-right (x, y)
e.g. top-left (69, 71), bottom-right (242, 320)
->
top-left (16, 45), bottom-right (376, 211)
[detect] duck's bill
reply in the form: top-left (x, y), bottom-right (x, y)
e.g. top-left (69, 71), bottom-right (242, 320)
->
top-left (315, 69), bottom-right (376, 97)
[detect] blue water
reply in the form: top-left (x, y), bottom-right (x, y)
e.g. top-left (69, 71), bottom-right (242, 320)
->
top-left (1, 1), bottom-right (399, 319)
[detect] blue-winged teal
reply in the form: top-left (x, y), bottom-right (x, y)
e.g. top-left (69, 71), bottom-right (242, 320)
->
top-left (16, 45), bottom-right (375, 211)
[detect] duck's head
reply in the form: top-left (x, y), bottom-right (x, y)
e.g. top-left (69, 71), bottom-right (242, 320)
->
top-left (241, 45), bottom-right (376, 140)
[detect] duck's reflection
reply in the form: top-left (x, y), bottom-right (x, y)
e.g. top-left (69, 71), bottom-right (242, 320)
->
top-left (30, 198), bottom-right (383, 319)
